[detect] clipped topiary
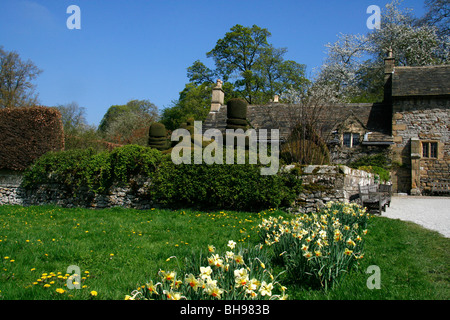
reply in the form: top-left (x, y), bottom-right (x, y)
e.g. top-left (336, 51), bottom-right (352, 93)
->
top-left (148, 122), bottom-right (170, 151)
top-left (225, 98), bottom-right (249, 149)
top-left (227, 98), bottom-right (247, 120)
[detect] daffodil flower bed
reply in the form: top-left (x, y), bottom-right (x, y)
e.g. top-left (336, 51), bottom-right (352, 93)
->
top-left (126, 240), bottom-right (288, 300)
top-left (258, 201), bottom-right (370, 290)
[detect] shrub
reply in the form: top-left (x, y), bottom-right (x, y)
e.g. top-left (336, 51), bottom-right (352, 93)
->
top-left (126, 240), bottom-right (287, 300)
top-left (151, 153), bottom-right (302, 211)
top-left (0, 106), bottom-right (64, 171)
top-left (148, 122), bottom-right (170, 151)
top-left (349, 153), bottom-right (390, 170)
top-left (23, 146), bottom-right (301, 211)
top-left (258, 201), bottom-right (370, 290)
top-left (227, 98), bottom-right (248, 120)
top-left (357, 165), bottom-right (390, 183)
top-left (22, 145), bottom-right (162, 193)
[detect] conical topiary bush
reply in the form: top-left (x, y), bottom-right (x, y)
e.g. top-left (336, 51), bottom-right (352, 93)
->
top-left (148, 122), bottom-right (170, 151)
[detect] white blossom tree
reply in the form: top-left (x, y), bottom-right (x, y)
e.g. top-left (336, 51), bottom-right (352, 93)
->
top-left (315, 0), bottom-right (449, 102)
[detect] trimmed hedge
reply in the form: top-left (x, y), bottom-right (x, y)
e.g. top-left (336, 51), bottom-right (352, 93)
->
top-left (151, 153), bottom-right (302, 211)
top-left (22, 145), bottom-right (302, 211)
top-left (22, 145), bottom-right (162, 193)
top-left (0, 106), bottom-right (64, 171)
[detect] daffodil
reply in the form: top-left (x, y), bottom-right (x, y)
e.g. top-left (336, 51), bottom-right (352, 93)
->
top-left (227, 240), bottom-right (236, 250)
top-left (247, 278), bottom-right (260, 291)
top-left (234, 254), bottom-right (244, 264)
top-left (163, 289), bottom-right (183, 300)
top-left (185, 274), bottom-right (201, 291)
top-left (146, 280), bottom-right (159, 295)
top-left (200, 266), bottom-right (212, 280)
top-left (259, 281), bottom-right (273, 297)
top-left (208, 245), bottom-right (215, 253)
top-left (159, 270), bottom-right (176, 282)
top-left (346, 238), bottom-right (356, 247)
top-left (344, 248), bottom-right (353, 256)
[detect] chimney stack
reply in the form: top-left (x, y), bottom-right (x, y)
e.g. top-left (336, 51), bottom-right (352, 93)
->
top-left (210, 79), bottom-right (224, 112)
top-left (384, 48), bottom-right (395, 104)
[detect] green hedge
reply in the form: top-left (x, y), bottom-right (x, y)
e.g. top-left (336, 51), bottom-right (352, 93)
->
top-left (22, 145), bottom-right (161, 193)
top-left (22, 145), bottom-right (302, 211)
top-left (151, 153), bottom-right (302, 211)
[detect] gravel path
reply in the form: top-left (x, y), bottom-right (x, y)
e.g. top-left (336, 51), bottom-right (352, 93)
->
top-left (383, 196), bottom-right (450, 238)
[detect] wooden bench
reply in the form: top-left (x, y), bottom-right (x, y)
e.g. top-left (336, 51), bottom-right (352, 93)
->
top-left (359, 184), bottom-right (392, 214)
top-left (431, 181), bottom-right (450, 195)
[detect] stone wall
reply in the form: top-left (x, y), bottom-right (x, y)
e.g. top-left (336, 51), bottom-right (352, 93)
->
top-left (286, 165), bottom-right (375, 213)
top-left (0, 171), bottom-right (154, 209)
top-left (1, 165), bottom-right (374, 213)
top-left (391, 96), bottom-right (450, 194)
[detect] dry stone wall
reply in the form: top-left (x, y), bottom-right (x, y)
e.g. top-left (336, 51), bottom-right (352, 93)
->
top-left (1, 166), bottom-right (374, 213)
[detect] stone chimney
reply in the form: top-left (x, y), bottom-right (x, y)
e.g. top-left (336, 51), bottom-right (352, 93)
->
top-left (384, 48), bottom-right (395, 104)
top-left (210, 79), bottom-right (224, 112)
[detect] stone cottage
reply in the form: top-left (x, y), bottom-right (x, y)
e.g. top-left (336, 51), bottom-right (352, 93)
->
top-left (203, 53), bottom-right (450, 195)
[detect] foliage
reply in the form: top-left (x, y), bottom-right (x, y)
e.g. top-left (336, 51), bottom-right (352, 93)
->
top-left (22, 145), bottom-right (162, 193)
top-left (315, 0), bottom-right (449, 103)
top-left (98, 99), bottom-right (159, 145)
top-left (22, 145), bottom-right (300, 211)
top-left (0, 106), bottom-right (64, 171)
top-left (55, 102), bottom-right (111, 151)
top-left (148, 122), bottom-right (170, 151)
top-left (349, 153), bottom-right (391, 183)
top-left (151, 153), bottom-right (303, 211)
top-left (358, 166), bottom-right (391, 183)
top-left (280, 123), bottom-right (330, 165)
top-left (127, 241), bottom-right (287, 300)
top-left (0, 46), bottom-right (42, 108)
top-left (349, 152), bottom-right (390, 169)
top-left (206, 24), bottom-right (309, 104)
top-left (258, 202), bottom-right (370, 290)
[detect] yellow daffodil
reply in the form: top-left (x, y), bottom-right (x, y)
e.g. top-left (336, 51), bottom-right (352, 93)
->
top-left (146, 280), bottom-right (159, 294)
top-left (234, 254), bottom-right (244, 264)
top-left (185, 274), bottom-right (201, 291)
top-left (227, 240), bottom-right (236, 250)
top-left (200, 266), bottom-right (212, 280)
top-left (259, 281), bottom-right (273, 297)
top-left (344, 248), bottom-right (353, 256)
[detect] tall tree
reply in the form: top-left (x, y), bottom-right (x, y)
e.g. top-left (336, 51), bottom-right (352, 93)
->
top-left (0, 46), bottom-right (42, 108)
top-left (207, 24), bottom-right (308, 104)
top-left (419, 0), bottom-right (450, 37)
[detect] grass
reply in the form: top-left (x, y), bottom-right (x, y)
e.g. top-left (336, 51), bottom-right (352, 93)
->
top-left (0, 205), bottom-right (448, 300)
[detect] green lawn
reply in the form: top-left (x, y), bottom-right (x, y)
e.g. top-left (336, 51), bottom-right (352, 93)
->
top-left (0, 205), bottom-right (448, 300)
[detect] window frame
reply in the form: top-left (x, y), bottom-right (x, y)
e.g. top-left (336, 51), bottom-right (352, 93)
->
top-left (342, 132), bottom-right (360, 148)
top-left (421, 141), bottom-right (439, 159)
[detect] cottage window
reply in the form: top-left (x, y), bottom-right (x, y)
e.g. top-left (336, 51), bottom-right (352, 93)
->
top-left (352, 133), bottom-right (360, 147)
top-left (343, 133), bottom-right (360, 148)
top-left (422, 141), bottom-right (438, 158)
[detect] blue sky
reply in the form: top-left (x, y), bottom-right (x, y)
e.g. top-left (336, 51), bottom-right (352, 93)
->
top-left (0, 0), bottom-right (427, 126)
